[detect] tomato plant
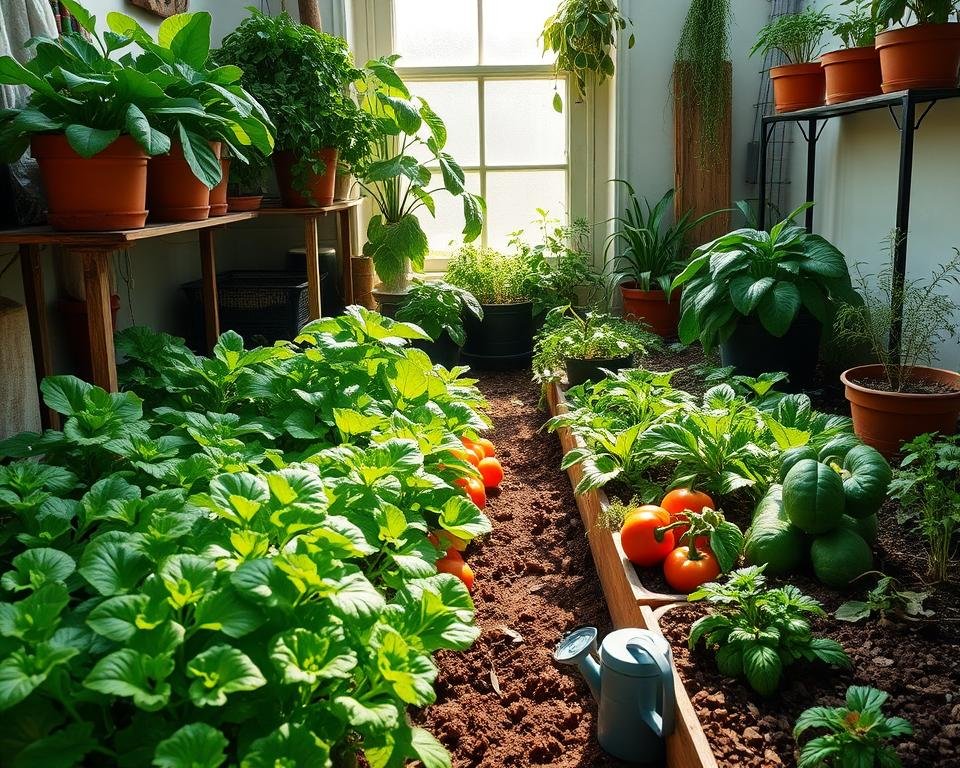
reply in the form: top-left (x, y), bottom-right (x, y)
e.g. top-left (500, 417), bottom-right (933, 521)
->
top-left (660, 488), bottom-right (715, 541)
top-left (620, 505), bottom-right (675, 567)
top-left (478, 456), bottom-right (504, 489)
top-left (663, 546), bottom-right (721, 592)
top-left (458, 476), bottom-right (487, 508)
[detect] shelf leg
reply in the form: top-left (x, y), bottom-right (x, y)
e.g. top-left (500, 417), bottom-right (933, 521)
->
top-left (199, 228), bottom-right (220, 353)
top-left (805, 118), bottom-right (817, 233)
top-left (338, 208), bottom-right (354, 307)
top-left (889, 95), bottom-right (916, 364)
top-left (305, 215), bottom-right (321, 320)
top-left (19, 244), bottom-right (58, 430)
top-left (758, 121), bottom-right (769, 231)
top-left (79, 248), bottom-right (118, 393)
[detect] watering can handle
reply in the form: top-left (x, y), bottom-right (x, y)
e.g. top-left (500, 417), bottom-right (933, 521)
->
top-left (626, 636), bottom-right (675, 739)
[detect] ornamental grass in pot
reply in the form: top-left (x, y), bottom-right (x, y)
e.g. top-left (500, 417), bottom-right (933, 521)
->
top-left (821, 0), bottom-right (883, 103)
top-left (446, 245), bottom-right (534, 370)
top-left (873, 0), bottom-right (960, 91)
top-left (533, 307), bottom-right (658, 387)
top-left (607, 183), bottom-right (719, 337)
top-left (396, 280), bottom-right (483, 368)
top-left (750, 7), bottom-right (833, 113)
top-left (672, 202), bottom-right (858, 390)
top-left (834, 245), bottom-right (960, 456)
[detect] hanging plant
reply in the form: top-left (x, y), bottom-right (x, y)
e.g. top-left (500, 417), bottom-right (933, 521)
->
top-left (674, 0), bottom-right (733, 163)
top-left (541, 0), bottom-right (634, 112)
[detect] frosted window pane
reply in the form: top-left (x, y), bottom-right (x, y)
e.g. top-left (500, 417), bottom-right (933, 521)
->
top-left (484, 80), bottom-right (566, 166)
top-left (394, 0), bottom-right (478, 67)
top-left (485, 171), bottom-right (567, 251)
top-left (417, 172), bottom-right (482, 257)
top-left (409, 81), bottom-right (480, 167)
top-left (482, 0), bottom-right (555, 64)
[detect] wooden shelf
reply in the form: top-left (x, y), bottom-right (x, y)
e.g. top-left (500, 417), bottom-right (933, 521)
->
top-left (256, 199), bottom-right (364, 215)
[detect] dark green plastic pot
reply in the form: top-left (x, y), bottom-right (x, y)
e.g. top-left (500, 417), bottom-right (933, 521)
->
top-left (413, 331), bottom-right (461, 369)
top-left (565, 354), bottom-right (633, 387)
top-left (462, 301), bottom-right (533, 370)
top-left (719, 312), bottom-right (822, 390)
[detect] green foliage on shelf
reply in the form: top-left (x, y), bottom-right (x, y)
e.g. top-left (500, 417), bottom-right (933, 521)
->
top-left (872, 0), bottom-right (960, 26)
top-left (834, 0), bottom-right (882, 48)
top-left (750, 7), bottom-right (835, 64)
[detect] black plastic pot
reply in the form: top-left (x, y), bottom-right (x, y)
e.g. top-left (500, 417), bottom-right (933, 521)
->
top-left (565, 354), bottom-right (633, 387)
top-left (462, 301), bottom-right (534, 370)
top-left (414, 331), bottom-right (462, 369)
top-left (719, 312), bottom-right (822, 390)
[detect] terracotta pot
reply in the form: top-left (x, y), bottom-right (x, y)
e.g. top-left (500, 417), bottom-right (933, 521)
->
top-left (841, 364), bottom-right (960, 457)
top-left (876, 23), bottom-right (960, 92)
top-left (769, 62), bottom-right (825, 113)
top-left (273, 148), bottom-right (338, 208)
top-left (619, 282), bottom-right (680, 337)
top-left (209, 156), bottom-right (231, 216)
top-left (821, 47), bottom-right (882, 104)
top-left (147, 140), bottom-right (221, 222)
top-left (227, 195), bottom-right (264, 212)
top-left (351, 255), bottom-right (377, 310)
top-left (31, 134), bottom-right (148, 231)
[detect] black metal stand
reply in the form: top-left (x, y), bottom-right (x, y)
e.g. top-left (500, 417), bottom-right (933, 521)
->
top-left (757, 88), bottom-right (960, 359)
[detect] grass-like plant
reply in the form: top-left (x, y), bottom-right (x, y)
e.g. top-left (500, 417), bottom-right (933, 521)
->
top-left (834, 0), bottom-right (882, 47)
top-left (445, 245), bottom-right (532, 305)
top-left (750, 7), bottom-right (835, 64)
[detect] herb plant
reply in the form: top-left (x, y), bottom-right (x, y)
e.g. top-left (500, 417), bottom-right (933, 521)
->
top-left (689, 566), bottom-right (851, 696)
top-left (794, 686), bottom-right (913, 768)
top-left (834, 0), bottom-right (882, 48)
top-left (750, 7), bottom-right (835, 64)
top-left (672, 204), bottom-right (858, 352)
top-left (835, 573), bottom-right (932, 623)
top-left (872, 0), bottom-right (960, 26)
top-left (888, 432), bottom-right (960, 582)
top-left (541, 0), bottom-right (634, 111)
top-left (445, 245), bottom-right (533, 305)
top-left (396, 280), bottom-right (483, 346)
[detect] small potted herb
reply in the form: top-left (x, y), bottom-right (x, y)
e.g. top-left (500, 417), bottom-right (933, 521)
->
top-left (835, 245), bottom-right (960, 456)
top-left (821, 0), bottom-right (883, 104)
top-left (445, 245), bottom-right (534, 369)
top-left (533, 307), bottom-right (657, 386)
top-left (750, 6), bottom-right (834, 113)
top-left (227, 152), bottom-right (268, 211)
top-left (396, 281), bottom-right (483, 368)
top-left (873, 0), bottom-right (960, 92)
top-left (607, 183), bottom-right (720, 337)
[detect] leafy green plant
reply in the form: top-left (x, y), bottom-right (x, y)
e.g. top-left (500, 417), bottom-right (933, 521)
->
top-left (216, 10), bottom-right (375, 199)
top-left (794, 686), bottom-right (913, 768)
top-left (834, 0), bottom-right (883, 47)
top-left (888, 432), bottom-right (960, 582)
top-left (228, 150), bottom-right (268, 195)
top-left (750, 7), bottom-right (835, 64)
top-left (445, 245), bottom-right (533, 305)
top-left (834, 244), bottom-right (960, 391)
top-left (541, 0), bottom-right (634, 111)
top-left (674, 0), bottom-right (733, 161)
top-left (396, 280), bottom-right (482, 346)
top-left (607, 184), bottom-right (720, 294)
top-left (533, 307), bottom-right (658, 382)
top-left (872, 0), bottom-right (960, 26)
top-left (0, 309), bottom-right (494, 767)
top-left (835, 573), bottom-right (932, 623)
top-left (689, 566), bottom-right (851, 696)
top-left (353, 56), bottom-right (485, 288)
top-left (672, 204), bottom-right (858, 352)
top-left (659, 506), bottom-right (745, 573)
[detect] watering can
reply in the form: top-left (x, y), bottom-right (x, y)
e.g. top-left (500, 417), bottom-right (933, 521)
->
top-left (554, 626), bottom-right (675, 765)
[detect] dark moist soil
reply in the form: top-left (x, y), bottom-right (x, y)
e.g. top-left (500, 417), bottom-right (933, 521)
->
top-left (852, 376), bottom-right (960, 396)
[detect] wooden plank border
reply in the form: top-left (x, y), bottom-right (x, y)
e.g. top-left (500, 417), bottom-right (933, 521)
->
top-left (546, 381), bottom-right (718, 768)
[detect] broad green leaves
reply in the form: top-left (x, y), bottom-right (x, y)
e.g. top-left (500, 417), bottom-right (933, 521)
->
top-left (270, 627), bottom-right (356, 685)
top-left (153, 724), bottom-right (228, 768)
top-left (186, 645), bottom-right (265, 706)
top-left (84, 649), bottom-right (174, 711)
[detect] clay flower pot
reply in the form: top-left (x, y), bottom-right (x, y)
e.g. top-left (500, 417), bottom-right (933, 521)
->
top-left (620, 282), bottom-right (680, 337)
top-left (147, 140), bottom-right (221, 222)
top-left (273, 148), bottom-right (338, 208)
top-left (821, 47), bottom-right (882, 104)
top-left (841, 364), bottom-right (960, 457)
top-left (769, 62), bottom-right (825, 113)
top-left (227, 195), bottom-right (264, 212)
top-left (31, 134), bottom-right (148, 231)
top-left (209, 156), bottom-right (231, 216)
top-left (876, 23), bottom-right (960, 92)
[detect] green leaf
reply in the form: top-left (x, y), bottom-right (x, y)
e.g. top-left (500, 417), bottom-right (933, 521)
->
top-left (329, 571), bottom-right (386, 620)
top-left (756, 281), bottom-right (802, 337)
top-left (59, 0), bottom-right (97, 35)
top-left (552, 91), bottom-right (563, 112)
top-left (410, 727), bottom-right (451, 768)
top-left (439, 495), bottom-right (492, 540)
top-left (418, 98), bottom-right (446, 150)
top-left (834, 600), bottom-right (871, 622)
top-left (78, 540), bottom-right (149, 596)
top-left (376, 92), bottom-right (421, 134)
top-left (707, 522), bottom-right (744, 573)
top-left (390, 358), bottom-right (429, 400)
top-left (177, 124), bottom-right (221, 188)
top-left (241, 724), bottom-right (331, 768)
top-left (159, 554), bottom-right (216, 609)
top-left (376, 630), bottom-right (436, 706)
top-left (0, 583), bottom-right (70, 642)
top-left (83, 649), bottom-right (173, 711)
top-left (799, 235), bottom-right (848, 279)
top-left (332, 695), bottom-right (400, 732)
top-left (728, 275), bottom-right (774, 315)
top-left (40, 376), bottom-right (91, 416)
top-left (461, 193), bottom-right (485, 243)
top-left (1, 548), bottom-right (75, 592)
top-left (742, 643), bottom-right (781, 696)
top-left (125, 105), bottom-right (170, 157)
top-left (65, 125), bottom-right (120, 159)
top-left (160, 12), bottom-right (211, 69)
top-left (11, 722), bottom-right (97, 767)
top-left (153, 724), bottom-right (228, 768)
top-left (186, 645), bottom-right (266, 707)
top-left (0, 644), bottom-right (78, 711)
top-left (438, 153), bottom-right (465, 195)
top-left (86, 594), bottom-right (151, 641)
top-left (270, 627), bottom-right (357, 685)
top-left (193, 588), bottom-right (263, 638)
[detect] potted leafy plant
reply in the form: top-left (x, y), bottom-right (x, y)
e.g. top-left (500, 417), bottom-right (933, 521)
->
top-left (227, 151), bottom-right (267, 211)
top-left (217, 10), bottom-right (374, 208)
top-left (750, 6), bottom-right (834, 113)
top-left (873, 0), bottom-right (960, 91)
top-left (446, 245), bottom-right (535, 369)
top-left (533, 307), bottom-right (658, 386)
top-left (354, 56), bottom-right (485, 294)
top-left (671, 203), bottom-right (858, 388)
top-left (396, 280), bottom-right (483, 368)
top-left (835, 245), bottom-right (960, 456)
top-left (821, 0), bottom-right (883, 104)
top-left (607, 183), bottom-right (719, 337)
top-left (541, 0), bottom-right (634, 111)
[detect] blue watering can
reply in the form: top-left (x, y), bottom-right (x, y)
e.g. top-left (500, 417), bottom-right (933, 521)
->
top-left (554, 626), bottom-right (675, 765)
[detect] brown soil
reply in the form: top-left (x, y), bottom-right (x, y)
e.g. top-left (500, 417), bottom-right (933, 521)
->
top-left (852, 376), bottom-right (960, 396)
top-left (417, 368), bottom-right (626, 768)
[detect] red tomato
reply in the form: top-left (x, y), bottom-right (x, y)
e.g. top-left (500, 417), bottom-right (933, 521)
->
top-left (659, 489), bottom-right (716, 543)
top-left (464, 448), bottom-right (482, 468)
top-left (478, 457), bottom-right (504, 489)
top-left (449, 447), bottom-right (472, 464)
top-left (459, 476), bottom-right (486, 509)
top-left (620, 505), bottom-right (674, 567)
top-left (662, 547), bottom-right (721, 593)
top-left (437, 555), bottom-right (475, 591)
top-left (475, 438), bottom-right (496, 458)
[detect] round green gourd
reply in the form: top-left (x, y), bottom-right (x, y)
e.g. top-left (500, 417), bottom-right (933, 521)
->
top-left (744, 484), bottom-right (807, 576)
top-left (782, 459), bottom-right (845, 535)
top-left (779, 445), bottom-right (817, 482)
top-left (810, 527), bottom-right (874, 589)
top-left (817, 434), bottom-right (861, 463)
top-left (838, 445), bottom-right (891, 519)
top-left (841, 513), bottom-right (878, 546)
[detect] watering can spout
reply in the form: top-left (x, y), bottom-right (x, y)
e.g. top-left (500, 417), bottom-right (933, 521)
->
top-left (578, 653), bottom-right (602, 702)
top-left (553, 627), bottom-right (601, 702)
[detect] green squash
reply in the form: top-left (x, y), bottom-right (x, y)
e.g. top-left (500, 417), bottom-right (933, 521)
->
top-left (779, 445), bottom-right (817, 482)
top-left (817, 434), bottom-right (862, 463)
top-left (841, 513), bottom-right (878, 546)
top-left (744, 484), bottom-right (807, 576)
top-left (810, 527), bottom-right (874, 589)
top-left (782, 459), bottom-right (845, 535)
top-left (836, 444), bottom-right (891, 519)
